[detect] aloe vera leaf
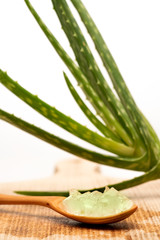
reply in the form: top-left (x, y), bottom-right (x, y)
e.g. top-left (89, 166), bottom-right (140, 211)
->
top-left (69, 0), bottom-right (140, 129)
top-left (0, 109), bottom-right (95, 157)
top-left (16, 158), bottom-right (159, 196)
top-left (0, 109), bottom-right (147, 171)
top-left (14, 190), bottom-right (70, 197)
top-left (70, 0), bottom-right (160, 166)
top-left (64, 72), bottom-right (121, 142)
top-left (0, 70), bottom-right (135, 156)
top-left (23, 0), bottom-right (135, 147)
top-left (109, 165), bottom-right (159, 190)
top-left (89, 163), bottom-right (159, 190)
top-left (52, 0), bottom-right (135, 146)
top-left (15, 162), bottom-right (159, 196)
top-left (23, 0), bottom-right (114, 134)
top-left (51, 0), bottom-right (137, 145)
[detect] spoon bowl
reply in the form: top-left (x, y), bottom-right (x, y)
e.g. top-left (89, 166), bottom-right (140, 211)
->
top-left (0, 194), bottom-right (137, 224)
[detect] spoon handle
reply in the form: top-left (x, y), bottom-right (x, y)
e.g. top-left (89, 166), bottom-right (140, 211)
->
top-left (0, 194), bottom-right (50, 207)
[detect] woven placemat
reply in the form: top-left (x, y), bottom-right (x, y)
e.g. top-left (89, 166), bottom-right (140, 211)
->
top-left (0, 158), bottom-right (160, 240)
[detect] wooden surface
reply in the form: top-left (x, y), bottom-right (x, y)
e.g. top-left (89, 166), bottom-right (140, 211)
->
top-left (0, 158), bottom-right (160, 240)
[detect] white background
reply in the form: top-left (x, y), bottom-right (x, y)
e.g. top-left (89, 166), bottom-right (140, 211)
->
top-left (0, 0), bottom-right (160, 182)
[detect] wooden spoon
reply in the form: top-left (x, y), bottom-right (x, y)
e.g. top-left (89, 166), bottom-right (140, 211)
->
top-left (0, 194), bottom-right (137, 224)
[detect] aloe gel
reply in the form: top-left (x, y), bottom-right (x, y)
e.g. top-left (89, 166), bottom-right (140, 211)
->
top-left (63, 187), bottom-right (133, 217)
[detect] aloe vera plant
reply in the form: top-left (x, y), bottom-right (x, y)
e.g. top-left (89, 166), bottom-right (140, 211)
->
top-left (0, 0), bottom-right (160, 196)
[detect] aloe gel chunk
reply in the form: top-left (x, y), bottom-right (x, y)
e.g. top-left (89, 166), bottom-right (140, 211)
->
top-left (63, 188), bottom-right (133, 217)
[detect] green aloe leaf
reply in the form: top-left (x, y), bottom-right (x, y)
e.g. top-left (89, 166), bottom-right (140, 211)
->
top-left (0, 70), bottom-right (134, 156)
top-left (24, 0), bottom-right (135, 147)
top-left (14, 162), bottom-right (159, 196)
top-left (70, 0), bottom-right (160, 168)
top-left (51, 0), bottom-right (137, 144)
top-left (0, 109), bottom-right (147, 171)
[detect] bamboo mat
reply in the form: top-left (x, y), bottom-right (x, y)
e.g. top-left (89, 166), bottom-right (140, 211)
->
top-left (0, 158), bottom-right (160, 240)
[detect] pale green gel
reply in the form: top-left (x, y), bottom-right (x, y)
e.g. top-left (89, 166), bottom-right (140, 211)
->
top-left (63, 187), bottom-right (133, 217)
